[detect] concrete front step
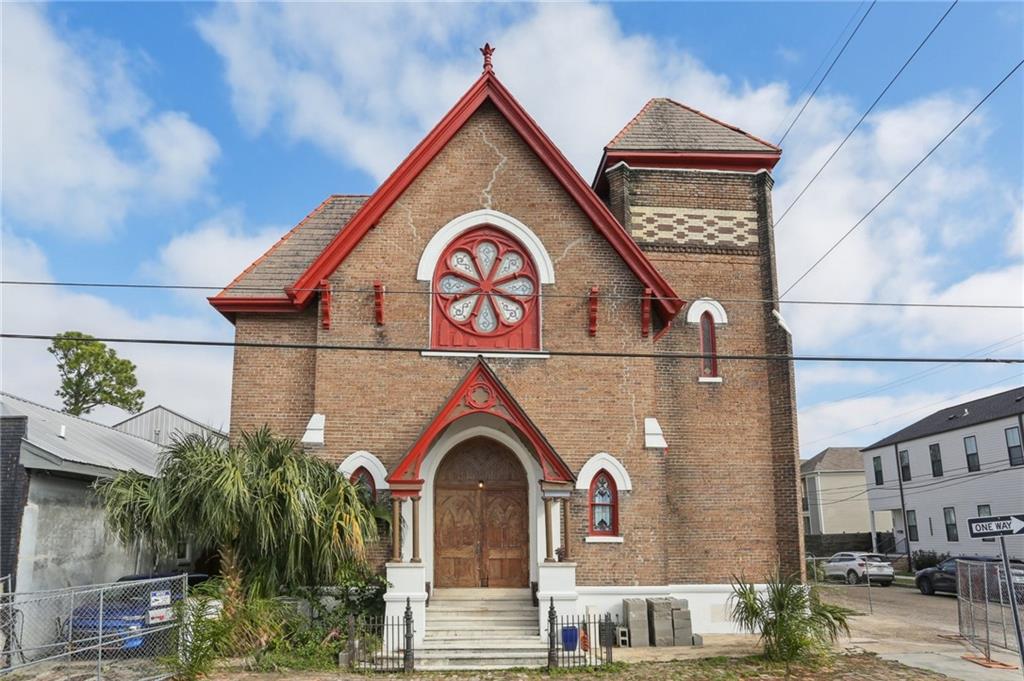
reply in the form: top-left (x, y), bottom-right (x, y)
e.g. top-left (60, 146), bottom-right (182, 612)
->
top-left (424, 588), bottom-right (542, 669)
top-left (427, 613), bottom-right (537, 624)
top-left (415, 649), bottom-right (548, 670)
top-left (425, 628), bottom-right (540, 639)
top-left (431, 587), bottom-right (531, 600)
top-left (428, 602), bottom-right (537, 614)
top-left (421, 639), bottom-right (544, 649)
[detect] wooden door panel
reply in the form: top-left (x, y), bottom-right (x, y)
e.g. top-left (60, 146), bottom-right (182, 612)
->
top-left (435, 489), bottom-right (480, 587)
top-left (484, 490), bottom-right (528, 587)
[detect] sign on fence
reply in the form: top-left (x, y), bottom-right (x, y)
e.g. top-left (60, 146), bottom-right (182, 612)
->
top-left (149, 589), bottom-right (172, 607)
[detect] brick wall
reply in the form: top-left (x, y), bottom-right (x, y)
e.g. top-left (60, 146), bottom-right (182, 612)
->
top-left (229, 104), bottom-right (801, 586)
top-left (1, 415), bottom-right (30, 589)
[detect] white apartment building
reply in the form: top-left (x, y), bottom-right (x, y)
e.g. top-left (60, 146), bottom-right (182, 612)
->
top-left (802, 447), bottom-right (893, 535)
top-left (861, 386), bottom-right (1024, 561)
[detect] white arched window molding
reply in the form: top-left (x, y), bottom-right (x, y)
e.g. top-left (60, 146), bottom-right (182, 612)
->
top-left (416, 209), bottom-right (556, 284)
top-left (338, 451), bottom-right (390, 491)
top-left (685, 298), bottom-right (728, 325)
top-left (576, 453), bottom-right (631, 544)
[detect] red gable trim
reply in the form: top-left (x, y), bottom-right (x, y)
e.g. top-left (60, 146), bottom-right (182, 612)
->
top-left (288, 71), bottom-right (683, 323)
top-left (386, 359), bottom-right (575, 496)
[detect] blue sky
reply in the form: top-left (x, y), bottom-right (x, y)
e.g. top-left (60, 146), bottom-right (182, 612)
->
top-left (2, 2), bottom-right (1022, 454)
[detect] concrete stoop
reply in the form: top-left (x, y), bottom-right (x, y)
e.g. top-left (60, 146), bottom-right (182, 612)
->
top-left (418, 587), bottom-right (547, 670)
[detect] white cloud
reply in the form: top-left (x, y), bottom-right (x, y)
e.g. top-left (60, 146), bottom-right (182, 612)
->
top-left (1, 231), bottom-right (232, 430)
top-left (797, 365), bottom-right (885, 390)
top-left (141, 210), bottom-right (283, 303)
top-left (0, 4), bottom-right (220, 236)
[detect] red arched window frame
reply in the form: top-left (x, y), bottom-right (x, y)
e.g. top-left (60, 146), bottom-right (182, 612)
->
top-left (588, 470), bottom-right (618, 536)
top-left (349, 466), bottom-right (376, 501)
top-left (431, 225), bottom-right (540, 350)
top-left (699, 311), bottom-right (718, 378)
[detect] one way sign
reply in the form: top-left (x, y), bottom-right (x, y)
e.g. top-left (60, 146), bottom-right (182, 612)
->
top-left (967, 514), bottom-right (1024, 539)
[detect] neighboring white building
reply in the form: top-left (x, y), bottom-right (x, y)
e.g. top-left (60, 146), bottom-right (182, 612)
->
top-left (114, 405), bottom-right (227, 447)
top-left (1, 393), bottom-right (166, 593)
top-left (801, 447), bottom-right (892, 535)
top-left (861, 386), bottom-right (1024, 561)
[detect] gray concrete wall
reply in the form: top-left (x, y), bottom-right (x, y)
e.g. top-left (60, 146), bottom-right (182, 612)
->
top-left (14, 473), bottom-right (142, 592)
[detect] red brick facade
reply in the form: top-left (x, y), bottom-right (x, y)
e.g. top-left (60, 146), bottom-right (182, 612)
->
top-left (221, 85), bottom-right (802, 587)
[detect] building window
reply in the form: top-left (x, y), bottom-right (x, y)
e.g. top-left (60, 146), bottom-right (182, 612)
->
top-left (350, 466), bottom-right (377, 502)
top-left (589, 470), bottom-right (618, 536)
top-left (899, 449), bottom-right (911, 482)
top-left (872, 456), bottom-right (883, 486)
top-left (964, 436), bottom-right (980, 472)
top-left (928, 516), bottom-right (934, 536)
top-left (801, 479), bottom-right (808, 511)
top-left (431, 225), bottom-right (540, 350)
top-left (699, 311), bottom-right (718, 378)
top-left (1006, 427), bottom-right (1023, 467)
top-left (944, 506), bottom-right (958, 542)
top-left (977, 504), bottom-right (994, 542)
top-left (906, 510), bottom-right (919, 542)
top-left (929, 444), bottom-right (943, 477)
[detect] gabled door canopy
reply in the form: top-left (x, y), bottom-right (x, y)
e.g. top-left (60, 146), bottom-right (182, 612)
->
top-left (386, 359), bottom-right (575, 497)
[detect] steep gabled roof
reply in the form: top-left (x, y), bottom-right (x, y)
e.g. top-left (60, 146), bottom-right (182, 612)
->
top-left (210, 68), bottom-right (683, 324)
top-left (609, 98), bottom-right (780, 153)
top-left (800, 447), bottom-right (864, 475)
top-left (592, 98), bottom-right (782, 195)
top-left (863, 386), bottom-right (1024, 451)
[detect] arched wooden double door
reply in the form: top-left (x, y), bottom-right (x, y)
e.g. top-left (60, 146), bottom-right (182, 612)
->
top-left (434, 437), bottom-right (529, 587)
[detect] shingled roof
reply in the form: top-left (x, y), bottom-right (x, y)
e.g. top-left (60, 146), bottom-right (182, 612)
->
top-left (864, 386), bottom-right (1024, 451)
top-left (218, 195), bottom-right (368, 299)
top-left (800, 447), bottom-right (864, 475)
top-left (608, 98), bottom-right (779, 154)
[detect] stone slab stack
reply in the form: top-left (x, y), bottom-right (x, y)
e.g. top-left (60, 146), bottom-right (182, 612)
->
top-left (622, 598), bottom-right (649, 647)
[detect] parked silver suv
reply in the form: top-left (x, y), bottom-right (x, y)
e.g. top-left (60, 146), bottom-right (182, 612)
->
top-left (824, 552), bottom-right (895, 585)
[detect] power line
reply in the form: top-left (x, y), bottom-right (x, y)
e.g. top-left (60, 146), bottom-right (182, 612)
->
top-left (2, 280), bottom-right (1021, 310)
top-left (775, 0), bottom-right (958, 228)
top-left (808, 454), bottom-right (1015, 495)
top-left (777, 0), bottom-right (877, 145)
top-left (800, 371), bottom-right (1023, 448)
top-left (3, 332), bottom-right (1023, 364)
top-left (815, 463), bottom-right (1022, 506)
top-left (770, 1), bottom-right (869, 142)
top-left (780, 57), bottom-right (1024, 298)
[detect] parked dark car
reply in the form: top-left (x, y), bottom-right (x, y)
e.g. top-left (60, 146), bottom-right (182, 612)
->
top-left (916, 556), bottom-right (1024, 601)
top-left (62, 572), bottom-right (208, 654)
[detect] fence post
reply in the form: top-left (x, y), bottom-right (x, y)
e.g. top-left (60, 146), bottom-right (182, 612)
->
top-left (403, 597), bottom-right (414, 672)
top-left (97, 587), bottom-right (104, 679)
top-left (982, 566), bottom-right (991, 660)
top-left (547, 598), bottom-right (557, 669)
top-left (604, 612), bottom-right (613, 664)
top-left (347, 614), bottom-right (356, 670)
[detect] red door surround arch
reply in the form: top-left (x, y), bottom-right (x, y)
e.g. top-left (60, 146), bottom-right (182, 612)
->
top-left (432, 225), bottom-right (540, 350)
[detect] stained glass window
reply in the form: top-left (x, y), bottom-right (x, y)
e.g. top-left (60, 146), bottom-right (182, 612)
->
top-left (350, 466), bottom-right (376, 502)
top-left (589, 471), bottom-right (617, 535)
top-left (434, 227), bottom-right (538, 337)
top-left (699, 311), bottom-right (718, 377)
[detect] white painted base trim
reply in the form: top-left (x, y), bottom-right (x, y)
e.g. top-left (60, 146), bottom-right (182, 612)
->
top-left (420, 351), bottom-right (551, 360)
top-left (384, 562), bottom-right (428, 644)
top-left (698, 376), bottom-right (723, 384)
top-left (584, 536), bottom-right (624, 544)
top-left (573, 584), bottom-right (755, 634)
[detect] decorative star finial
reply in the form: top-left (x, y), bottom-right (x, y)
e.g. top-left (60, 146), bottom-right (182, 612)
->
top-left (480, 43), bottom-right (495, 73)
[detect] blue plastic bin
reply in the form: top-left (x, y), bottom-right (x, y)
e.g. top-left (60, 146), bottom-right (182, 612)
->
top-left (561, 625), bottom-right (579, 651)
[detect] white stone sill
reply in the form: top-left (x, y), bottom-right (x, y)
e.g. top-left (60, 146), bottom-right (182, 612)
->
top-left (421, 351), bottom-right (550, 360)
top-left (697, 376), bottom-right (723, 384)
top-left (585, 536), bottom-right (624, 544)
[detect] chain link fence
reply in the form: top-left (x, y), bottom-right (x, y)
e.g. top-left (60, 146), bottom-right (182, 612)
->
top-left (805, 553), bottom-right (902, 615)
top-left (1, 574), bottom-right (187, 680)
top-left (956, 558), bottom-right (1024, 659)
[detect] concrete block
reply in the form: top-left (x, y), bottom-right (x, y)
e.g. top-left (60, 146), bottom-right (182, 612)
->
top-left (692, 633), bottom-right (704, 647)
top-left (672, 608), bottom-right (693, 646)
top-left (622, 598), bottom-right (649, 647)
top-left (646, 598), bottom-right (674, 647)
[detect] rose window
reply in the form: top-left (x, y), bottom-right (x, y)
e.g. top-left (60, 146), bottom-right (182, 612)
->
top-left (435, 227), bottom-right (538, 338)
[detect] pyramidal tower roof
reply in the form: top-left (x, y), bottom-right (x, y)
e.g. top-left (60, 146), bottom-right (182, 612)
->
top-left (608, 98), bottom-right (779, 154)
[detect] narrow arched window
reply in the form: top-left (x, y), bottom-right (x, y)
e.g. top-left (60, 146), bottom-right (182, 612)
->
top-left (589, 470), bottom-right (618, 536)
top-left (699, 310), bottom-right (718, 377)
top-left (350, 466), bottom-right (376, 502)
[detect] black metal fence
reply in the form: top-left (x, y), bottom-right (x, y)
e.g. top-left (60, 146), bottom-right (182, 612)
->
top-left (346, 598), bottom-right (414, 672)
top-left (545, 599), bottom-right (614, 669)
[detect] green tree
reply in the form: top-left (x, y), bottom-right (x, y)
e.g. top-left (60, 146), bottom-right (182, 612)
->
top-left (47, 331), bottom-right (145, 415)
top-left (96, 428), bottom-right (381, 599)
top-left (730, 571), bottom-right (853, 666)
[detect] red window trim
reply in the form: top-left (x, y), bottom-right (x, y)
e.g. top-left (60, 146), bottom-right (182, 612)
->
top-left (350, 466), bottom-right (377, 501)
top-left (699, 311), bottom-right (718, 378)
top-left (588, 469), bottom-right (618, 536)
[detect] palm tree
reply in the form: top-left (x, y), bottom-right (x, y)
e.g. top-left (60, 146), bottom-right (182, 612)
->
top-left (730, 571), bottom-right (853, 666)
top-left (97, 427), bottom-right (380, 599)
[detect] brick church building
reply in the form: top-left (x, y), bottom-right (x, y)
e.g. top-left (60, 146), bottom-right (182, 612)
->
top-left (211, 47), bottom-right (801, 644)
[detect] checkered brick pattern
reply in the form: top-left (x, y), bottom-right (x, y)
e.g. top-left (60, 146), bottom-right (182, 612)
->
top-left (630, 206), bottom-right (759, 249)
